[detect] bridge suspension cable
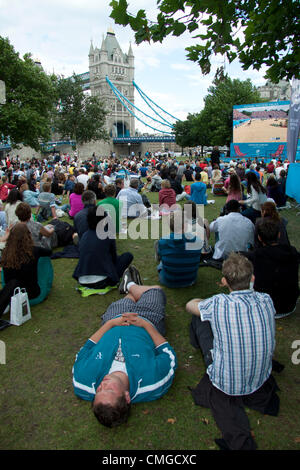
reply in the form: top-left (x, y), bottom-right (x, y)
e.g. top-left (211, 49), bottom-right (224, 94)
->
top-left (105, 76), bottom-right (177, 135)
top-left (132, 80), bottom-right (180, 124)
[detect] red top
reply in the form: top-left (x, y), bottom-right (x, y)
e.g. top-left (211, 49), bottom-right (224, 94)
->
top-left (159, 188), bottom-right (176, 208)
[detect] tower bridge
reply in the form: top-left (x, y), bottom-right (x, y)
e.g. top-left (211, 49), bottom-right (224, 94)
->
top-left (36, 28), bottom-right (179, 156)
top-left (78, 28), bottom-right (178, 143)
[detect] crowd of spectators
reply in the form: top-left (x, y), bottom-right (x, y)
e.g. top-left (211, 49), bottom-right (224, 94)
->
top-left (0, 149), bottom-right (298, 450)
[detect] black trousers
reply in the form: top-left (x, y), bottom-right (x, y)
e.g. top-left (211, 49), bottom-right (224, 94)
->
top-left (79, 252), bottom-right (133, 289)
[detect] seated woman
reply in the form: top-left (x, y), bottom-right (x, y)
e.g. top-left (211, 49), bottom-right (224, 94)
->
top-left (254, 201), bottom-right (290, 248)
top-left (73, 206), bottom-right (133, 290)
top-left (266, 175), bottom-right (287, 207)
top-left (0, 223), bottom-right (53, 316)
top-left (20, 183), bottom-right (40, 210)
top-left (0, 175), bottom-right (16, 203)
top-left (223, 173), bottom-right (243, 203)
top-left (239, 172), bottom-right (267, 223)
top-left (159, 180), bottom-right (177, 214)
top-left (15, 202), bottom-right (58, 250)
top-left (5, 188), bottom-right (23, 227)
top-left (87, 174), bottom-right (105, 200)
top-left (51, 171), bottom-right (65, 195)
top-left (277, 169), bottom-right (287, 195)
top-left (69, 182), bottom-right (85, 218)
top-left (211, 165), bottom-right (225, 195)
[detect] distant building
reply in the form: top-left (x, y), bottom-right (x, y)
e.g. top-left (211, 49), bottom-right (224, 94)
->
top-left (257, 79), bottom-right (291, 101)
top-left (33, 58), bottom-right (43, 69)
top-left (88, 27), bottom-right (135, 138)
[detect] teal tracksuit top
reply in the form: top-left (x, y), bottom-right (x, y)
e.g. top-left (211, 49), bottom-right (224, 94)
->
top-left (72, 324), bottom-right (177, 403)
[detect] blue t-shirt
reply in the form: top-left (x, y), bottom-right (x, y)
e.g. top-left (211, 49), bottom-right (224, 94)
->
top-left (140, 167), bottom-right (148, 177)
top-left (190, 182), bottom-right (207, 205)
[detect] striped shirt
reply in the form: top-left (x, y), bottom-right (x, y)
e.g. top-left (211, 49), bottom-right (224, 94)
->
top-left (198, 290), bottom-right (276, 396)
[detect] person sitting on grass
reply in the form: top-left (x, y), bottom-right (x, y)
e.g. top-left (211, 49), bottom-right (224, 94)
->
top-left (222, 172), bottom-right (243, 204)
top-left (211, 164), bottom-right (224, 195)
top-left (20, 183), bottom-right (40, 211)
top-left (36, 182), bottom-right (58, 220)
top-left (158, 179), bottom-right (177, 212)
top-left (254, 201), bottom-right (290, 248)
top-left (115, 178), bottom-right (125, 197)
top-left (62, 174), bottom-right (75, 198)
top-left (72, 206), bottom-right (133, 290)
top-left (0, 223), bottom-right (52, 322)
top-left (190, 173), bottom-right (207, 205)
top-left (37, 181), bottom-right (70, 220)
top-left (73, 190), bottom-right (97, 242)
top-left (15, 202), bottom-right (58, 250)
top-left (186, 252), bottom-right (280, 451)
top-left (69, 182), bottom-right (85, 218)
top-left (239, 172), bottom-right (267, 224)
top-left (266, 175), bottom-right (287, 208)
top-left (72, 270), bottom-right (177, 428)
top-left (4, 188), bottom-right (23, 227)
top-left (117, 178), bottom-right (148, 219)
top-left (183, 200), bottom-right (212, 259)
top-left (206, 199), bottom-right (254, 268)
top-left (243, 218), bottom-right (299, 319)
top-left (156, 210), bottom-right (203, 288)
top-left (0, 175), bottom-right (16, 202)
top-left (97, 184), bottom-right (122, 234)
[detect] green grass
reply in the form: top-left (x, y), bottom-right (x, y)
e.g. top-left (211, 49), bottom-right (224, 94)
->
top-left (0, 186), bottom-right (300, 451)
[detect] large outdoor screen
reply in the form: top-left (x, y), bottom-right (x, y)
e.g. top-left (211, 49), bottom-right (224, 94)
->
top-left (233, 101), bottom-right (289, 143)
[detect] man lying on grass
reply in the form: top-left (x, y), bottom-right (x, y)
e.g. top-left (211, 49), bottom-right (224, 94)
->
top-left (72, 267), bottom-right (177, 427)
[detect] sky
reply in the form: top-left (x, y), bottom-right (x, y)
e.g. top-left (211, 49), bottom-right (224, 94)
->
top-left (0, 0), bottom-right (269, 135)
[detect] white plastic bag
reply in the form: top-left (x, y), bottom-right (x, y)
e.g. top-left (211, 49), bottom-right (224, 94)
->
top-left (10, 288), bottom-right (31, 326)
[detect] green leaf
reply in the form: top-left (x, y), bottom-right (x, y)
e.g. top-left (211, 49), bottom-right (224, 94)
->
top-left (172, 21), bottom-right (186, 36)
top-left (109, 0), bottom-right (130, 26)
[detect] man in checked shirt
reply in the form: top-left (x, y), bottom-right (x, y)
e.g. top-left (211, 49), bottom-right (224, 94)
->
top-left (186, 252), bottom-right (281, 450)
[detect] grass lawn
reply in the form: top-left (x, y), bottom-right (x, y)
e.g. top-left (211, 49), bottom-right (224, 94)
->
top-left (0, 185), bottom-right (300, 451)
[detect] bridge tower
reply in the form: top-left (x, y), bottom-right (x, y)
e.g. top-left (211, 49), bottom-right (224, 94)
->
top-left (88, 28), bottom-right (135, 138)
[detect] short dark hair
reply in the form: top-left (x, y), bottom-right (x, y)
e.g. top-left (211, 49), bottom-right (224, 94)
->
top-left (87, 206), bottom-right (107, 230)
top-left (6, 188), bottom-right (22, 204)
top-left (183, 200), bottom-right (198, 220)
top-left (279, 169), bottom-right (286, 177)
top-left (130, 179), bottom-right (139, 189)
top-left (104, 184), bottom-right (116, 197)
top-left (224, 199), bottom-right (240, 214)
top-left (43, 182), bottom-right (51, 192)
top-left (74, 182), bottom-right (84, 195)
top-left (256, 219), bottom-right (280, 245)
top-left (92, 394), bottom-right (131, 428)
top-left (81, 190), bottom-right (96, 206)
top-left (15, 202), bottom-right (32, 222)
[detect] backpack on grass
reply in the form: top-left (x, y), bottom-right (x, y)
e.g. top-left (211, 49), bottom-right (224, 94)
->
top-left (48, 219), bottom-right (75, 246)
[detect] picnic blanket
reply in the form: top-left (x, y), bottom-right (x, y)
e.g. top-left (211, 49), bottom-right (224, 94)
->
top-left (51, 244), bottom-right (80, 259)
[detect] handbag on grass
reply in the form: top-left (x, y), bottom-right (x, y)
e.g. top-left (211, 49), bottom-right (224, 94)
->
top-left (10, 288), bottom-right (31, 326)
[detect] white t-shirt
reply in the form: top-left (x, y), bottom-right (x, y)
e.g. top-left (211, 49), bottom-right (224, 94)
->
top-left (77, 173), bottom-right (90, 189)
top-left (109, 339), bottom-right (128, 374)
